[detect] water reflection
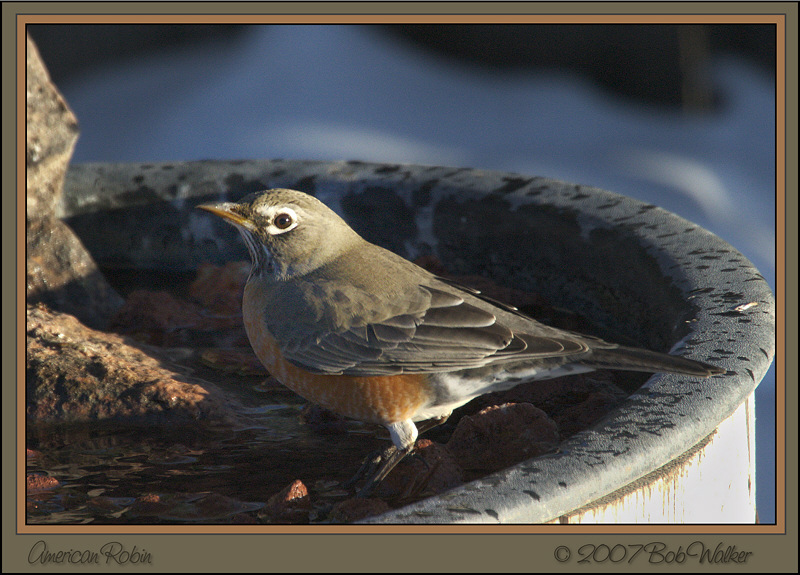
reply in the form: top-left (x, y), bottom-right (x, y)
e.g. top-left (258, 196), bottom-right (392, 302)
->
top-left (26, 408), bottom-right (387, 524)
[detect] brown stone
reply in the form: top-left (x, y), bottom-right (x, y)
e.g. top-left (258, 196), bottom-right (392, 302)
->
top-left (459, 372), bottom-right (627, 441)
top-left (26, 303), bottom-right (244, 426)
top-left (109, 289), bottom-right (248, 347)
top-left (26, 33), bottom-right (79, 218)
top-left (188, 261), bottom-right (249, 316)
top-left (26, 34), bottom-right (124, 328)
top-left (447, 402), bottom-right (559, 472)
top-left (261, 479), bottom-right (312, 524)
top-left (26, 473), bottom-right (61, 494)
top-left (26, 217), bottom-right (124, 329)
top-left (128, 493), bottom-right (169, 515)
top-left (373, 439), bottom-right (464, 500)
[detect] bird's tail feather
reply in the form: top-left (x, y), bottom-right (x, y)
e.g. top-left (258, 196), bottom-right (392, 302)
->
top-left (583, 346), bottom-right (724, 377)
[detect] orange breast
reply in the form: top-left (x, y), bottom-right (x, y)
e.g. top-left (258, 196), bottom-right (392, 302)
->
top-left (243, 280), bottom-right (430, 425)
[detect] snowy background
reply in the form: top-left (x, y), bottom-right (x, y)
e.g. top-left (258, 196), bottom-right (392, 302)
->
top-left (30, 24), bottom-right (777, 523)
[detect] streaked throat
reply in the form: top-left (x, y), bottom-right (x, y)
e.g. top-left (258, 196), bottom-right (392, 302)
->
top-left (238, 228), bottom-right (274, 277)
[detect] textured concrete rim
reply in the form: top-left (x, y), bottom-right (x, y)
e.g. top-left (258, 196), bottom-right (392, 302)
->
top-left (62, 159), bottom-right (776, 524)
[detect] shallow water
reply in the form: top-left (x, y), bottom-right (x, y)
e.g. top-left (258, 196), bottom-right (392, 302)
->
top-left (26, 396), bottom-right (388, 524)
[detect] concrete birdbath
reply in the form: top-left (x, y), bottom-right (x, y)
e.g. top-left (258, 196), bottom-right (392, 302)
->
top-left (56, 159), bottom-right (774, 524)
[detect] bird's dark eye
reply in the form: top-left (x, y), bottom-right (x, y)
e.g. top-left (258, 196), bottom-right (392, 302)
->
top-left (273, 212), bottom-right (294, 230)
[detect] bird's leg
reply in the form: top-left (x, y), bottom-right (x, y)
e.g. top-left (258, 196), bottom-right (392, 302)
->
top-left (355, 419), bottom-right (417, 498)
top-left (342, 444), bottom-right (397, 490)
top-left (356, 443), bottom-right (414, 498)
top-left (353, 413), bottom-right (451, 498)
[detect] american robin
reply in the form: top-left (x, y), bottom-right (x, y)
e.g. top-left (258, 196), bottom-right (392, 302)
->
top-left (198, 189), bottom-right (723, 496)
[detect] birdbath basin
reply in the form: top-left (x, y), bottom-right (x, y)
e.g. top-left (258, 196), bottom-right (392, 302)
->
top-left (60, 159), bottom-right (775, 524)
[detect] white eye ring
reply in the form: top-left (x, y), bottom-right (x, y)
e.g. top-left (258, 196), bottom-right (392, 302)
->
top-left (258, 205), bottom-right (299, 235)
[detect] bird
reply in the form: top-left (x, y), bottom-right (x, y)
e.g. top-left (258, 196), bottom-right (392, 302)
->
top-left (198, 188), bottom-right (724, 497)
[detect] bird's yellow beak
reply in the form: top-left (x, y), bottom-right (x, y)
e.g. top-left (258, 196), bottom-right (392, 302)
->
top-left (197, 202), bottom-right (251, 228)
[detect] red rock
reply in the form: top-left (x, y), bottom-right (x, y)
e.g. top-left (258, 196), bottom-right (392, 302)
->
top-left (457, 372), bottom-right (627, 441)
top-left (373, 439), bottom-right (464, 500)
top-left (447, 403), bottom-right (559, 472)
top-left (26, 303), bottom-right (245, 426)
top-left (261, 480), bottom-right (312, 524)
top-left (26, 473), bottom-right (60, 493)
top-left (188, 261), bottom-right (249, 315)
top-left (129, 493), bottom-right (169, 515)
top-left (111, 290), bottom-right (204, 338)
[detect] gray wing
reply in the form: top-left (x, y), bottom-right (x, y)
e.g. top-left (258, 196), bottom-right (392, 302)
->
top-left (282, 284), bottom-right (591, 376)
